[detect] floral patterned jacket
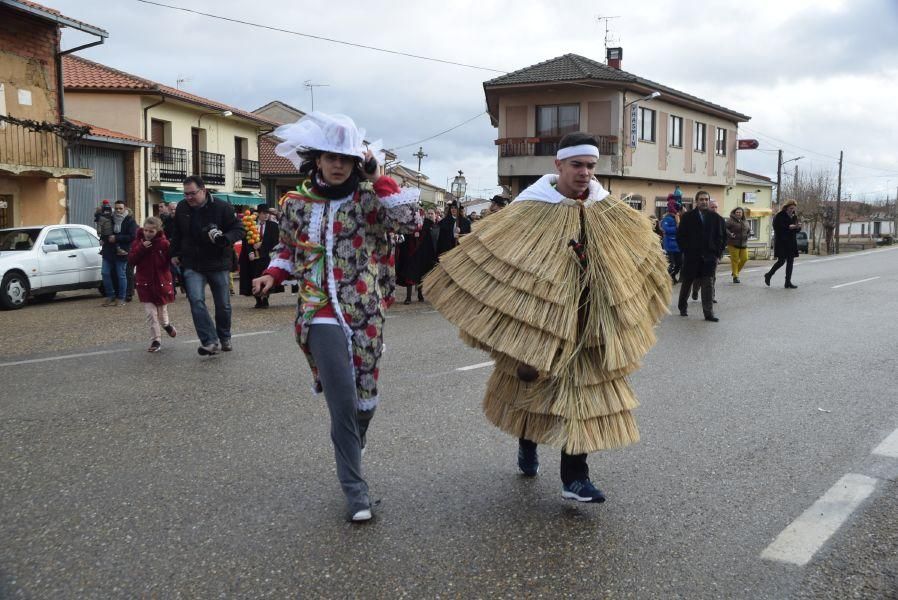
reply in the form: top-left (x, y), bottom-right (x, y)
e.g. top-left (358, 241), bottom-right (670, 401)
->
top-left (265, 176), bottom-right (421, 410)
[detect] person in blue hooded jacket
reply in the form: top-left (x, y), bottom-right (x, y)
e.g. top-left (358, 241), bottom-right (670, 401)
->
top-left (660, 195), bottom-right (682, 283)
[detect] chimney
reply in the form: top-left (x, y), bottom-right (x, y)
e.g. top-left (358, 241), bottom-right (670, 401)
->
top-left (607, 47), bottom-right (623, 70)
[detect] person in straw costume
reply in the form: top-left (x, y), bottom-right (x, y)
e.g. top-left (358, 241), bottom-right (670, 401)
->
top-left (423, 132), bottom-right (670, 503)
top-left (253, 112), bottom-right (421, 522)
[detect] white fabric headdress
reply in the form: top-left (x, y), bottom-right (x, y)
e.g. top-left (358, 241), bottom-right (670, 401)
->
top-left (273, 112), bottom-right (383, 170)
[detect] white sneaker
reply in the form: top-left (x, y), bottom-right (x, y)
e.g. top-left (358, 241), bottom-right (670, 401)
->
top-left (351, 508), bottom-right (372, 522)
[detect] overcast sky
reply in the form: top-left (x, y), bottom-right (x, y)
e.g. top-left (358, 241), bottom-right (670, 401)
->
top-left (52, 0), bottom-right (898, 202)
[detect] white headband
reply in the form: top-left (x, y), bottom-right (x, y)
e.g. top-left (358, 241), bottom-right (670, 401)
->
top-left (556, 144), bottom-right (600, 161)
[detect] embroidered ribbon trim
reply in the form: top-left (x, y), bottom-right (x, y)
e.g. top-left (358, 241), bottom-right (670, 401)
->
top-left (297, 239), bottom-right (329, 321)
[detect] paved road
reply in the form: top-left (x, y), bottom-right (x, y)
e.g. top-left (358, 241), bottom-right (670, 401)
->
top-left (1, 248), bottom-right (896, 598)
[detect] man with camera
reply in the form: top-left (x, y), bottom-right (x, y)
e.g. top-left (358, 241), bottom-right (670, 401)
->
top-left (169, 176), bottom-right (244, 355)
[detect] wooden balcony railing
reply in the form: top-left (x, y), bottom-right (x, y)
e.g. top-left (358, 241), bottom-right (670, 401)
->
top-left (496, 135), bottom-right (618, 158)
top-left (0, 120), bottom-right (67, 169)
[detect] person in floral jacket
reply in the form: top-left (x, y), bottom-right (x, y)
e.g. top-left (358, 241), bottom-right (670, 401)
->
top-left (253, 113), bottom-right (420, 522)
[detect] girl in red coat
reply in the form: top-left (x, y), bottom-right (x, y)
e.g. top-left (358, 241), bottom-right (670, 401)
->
top-left (129, 216), bottom-right (177, 352)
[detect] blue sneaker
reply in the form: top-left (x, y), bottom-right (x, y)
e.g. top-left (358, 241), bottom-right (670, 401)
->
top-left (562, 479), bottom-right (606, 503)
top-left (517, 440), bottom-right (539, 476)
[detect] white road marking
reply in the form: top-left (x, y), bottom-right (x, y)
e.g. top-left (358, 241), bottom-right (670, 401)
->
top-left (831, 276), bottom-right (880, 289)
top-left (872, 428), bottom-right (898, 458)
top-left (760, 473), bottom-right (878, 566)
top-left (180, 330), bottom-right (275, 344)
top-left (456, 361), bottom-right (495, 371)
top-left (0, 348), bottom-right (132, 368)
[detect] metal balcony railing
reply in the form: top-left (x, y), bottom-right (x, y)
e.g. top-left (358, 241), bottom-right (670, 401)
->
top-left (235, 158), bottom-right (260, 188)
top-left (0, 120), bottom-right (67, 168)
top-left (151, 145), bottom-right (188, 183)
top-left (196, 150), bottom-right (225, 185)
top-left (497, 135), bottom-right (618, 158)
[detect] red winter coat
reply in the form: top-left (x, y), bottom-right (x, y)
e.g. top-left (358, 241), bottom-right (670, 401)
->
top-left (128, 229), bottom-right (175, 305)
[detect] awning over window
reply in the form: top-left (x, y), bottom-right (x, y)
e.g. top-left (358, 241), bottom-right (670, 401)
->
top-left (157, 190), bottom-right (266, 207)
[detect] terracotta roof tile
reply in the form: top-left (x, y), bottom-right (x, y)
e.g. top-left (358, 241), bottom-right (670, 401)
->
top-left (63, 55), bottom-right (280, 127)
top-left (259, 135), bottom-right (300, 175)
top-left (66, 118), bottom-right (150, 145)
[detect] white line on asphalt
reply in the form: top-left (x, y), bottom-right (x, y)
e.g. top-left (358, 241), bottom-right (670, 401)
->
top-left (456, 361), bottom-right (495, 371)
top-left (831, 276), bottom-right (880, 289)
top-left (872, 428), bottom-right (898, 458)
top-left (0, 348), bottom-right (132, 368)
top-left (180, 330), bottom-right (276, 344)
top-left (760, 473), bottom-right (878, 566)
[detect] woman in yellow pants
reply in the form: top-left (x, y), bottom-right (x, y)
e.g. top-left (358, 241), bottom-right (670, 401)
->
top-left (726, 207), bottom-right (750, 282)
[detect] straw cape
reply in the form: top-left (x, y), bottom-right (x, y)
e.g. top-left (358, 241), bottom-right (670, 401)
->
top-left (422, 175), bottom-right (671, 454)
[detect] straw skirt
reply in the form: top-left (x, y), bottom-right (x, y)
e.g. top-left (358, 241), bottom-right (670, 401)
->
top-left (423, 197), bottom-right (671, 454)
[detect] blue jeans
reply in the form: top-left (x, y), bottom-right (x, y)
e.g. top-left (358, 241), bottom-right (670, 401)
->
top-left (182, 268), bottom-right (232, 346)
top-left (102, 257), bottom-right (127, 300)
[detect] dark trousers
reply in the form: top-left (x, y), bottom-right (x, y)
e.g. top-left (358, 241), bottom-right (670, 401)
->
top-left (666, 251), bottom-right (683, 281)
top-left (767, 256), bottom-right (794, 284)
top-left (519, 438), bottom-right (589, 484)
top-left (679, 273), bottom-right (714, 316)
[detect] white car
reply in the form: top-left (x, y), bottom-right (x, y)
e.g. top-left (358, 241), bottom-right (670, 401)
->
top-left (0, 224), bottom-right (104, 310)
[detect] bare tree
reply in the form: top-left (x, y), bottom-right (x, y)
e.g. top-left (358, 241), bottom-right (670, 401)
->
top-left (781, 168), bottom-right (837, 254)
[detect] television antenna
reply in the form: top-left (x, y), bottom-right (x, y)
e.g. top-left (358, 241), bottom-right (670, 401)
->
top-left (304, 80), bottom-right (330, 112)
top-left (596, 16), bottom-right (621, 58)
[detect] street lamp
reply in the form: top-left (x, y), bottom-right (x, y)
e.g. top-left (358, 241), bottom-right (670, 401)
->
top-left (775, 155), bottom-right (804, 204)
top-left (624, 90), bottom-right (661, 110)
top-left (198, 109), bottom-right (233, 127)
top-left (451, 170), bottom-right (467, 201)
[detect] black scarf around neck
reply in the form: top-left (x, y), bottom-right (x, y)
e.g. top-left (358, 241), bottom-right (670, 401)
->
top-left (313, 171), bottom-right (360, 200)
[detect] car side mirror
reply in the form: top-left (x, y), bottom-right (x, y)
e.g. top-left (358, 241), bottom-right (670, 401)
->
top-left (42, 243), bottom-right (60, 253)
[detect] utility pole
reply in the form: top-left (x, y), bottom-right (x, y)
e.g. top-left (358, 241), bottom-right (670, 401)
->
top-left (793, 164), bottom-right (799, 198)
top-left (304, 80), bottom-right (329, 112)
top-left (835, 150), bottom-right (843, 254)
top-left (412, 146), bottom-right (427, 188)
top-left (776, 149), bottom-right (783, 205)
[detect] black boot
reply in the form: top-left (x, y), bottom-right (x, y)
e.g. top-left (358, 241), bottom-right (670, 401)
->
top-left (403, 285), bottom-right (412, 305)
top-left (417, 286), bottom-right (424, 302)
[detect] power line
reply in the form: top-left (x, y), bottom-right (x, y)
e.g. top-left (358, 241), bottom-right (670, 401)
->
top-left (388, 112), bottom-right (488, 151)
top-left (134, 0), bottom-right (507, 73)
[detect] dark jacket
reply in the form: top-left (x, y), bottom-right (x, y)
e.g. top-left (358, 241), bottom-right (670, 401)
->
top-left (677, 209), bottom-right (727, 257)
top-left (128, 229), bottom-right (174, 305)
top-left (726, 210), bottom-right (752, 249)
top-left (238, 217), bottom-right (279, 295)
top-left (97, 211), bottom-right (136, 261)
top-left (436, 216), bottom-right (459, 255)
top-left (660, 213), bottom-right (680, 253)
top-left (773, 210), bottom-right (800, 259)
top-left (169, 196), bottom-right (244, 272)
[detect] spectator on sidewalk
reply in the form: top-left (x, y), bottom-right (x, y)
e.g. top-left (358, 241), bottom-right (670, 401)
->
top-left (96, 200), bottom-right (136, 306)
top-left (726, 207), bottom-right (751, 283)
top-left (677, 191), bottom-right (726, 322)
top-left (765, 200), bottom-right (801, 289)
top-left (691, 199), bottom-right (727, 302)
top-left (128, 217), bottom-right (176, 352)
top-left (169, 175), bottom-right (244, 355)
top-left (660, 196), bottom-right (682, 284)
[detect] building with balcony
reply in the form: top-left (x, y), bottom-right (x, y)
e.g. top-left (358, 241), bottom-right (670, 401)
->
top-left (62, 55), bottom-right (280, 221)
top-left (483, 52), bottom-right (750, 214)
top-left (0, 0), bottom-right (106, 227)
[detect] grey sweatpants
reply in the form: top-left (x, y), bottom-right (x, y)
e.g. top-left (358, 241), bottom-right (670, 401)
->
top-left (307, 324), bottom-right (371, 513)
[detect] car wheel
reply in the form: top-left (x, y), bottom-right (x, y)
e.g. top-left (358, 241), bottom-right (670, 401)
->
top-left (0, 272), bottom-right (29, 310)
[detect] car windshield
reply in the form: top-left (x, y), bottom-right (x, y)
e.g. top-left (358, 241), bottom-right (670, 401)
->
top-left (0, 228), bottom-right (41, 251)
